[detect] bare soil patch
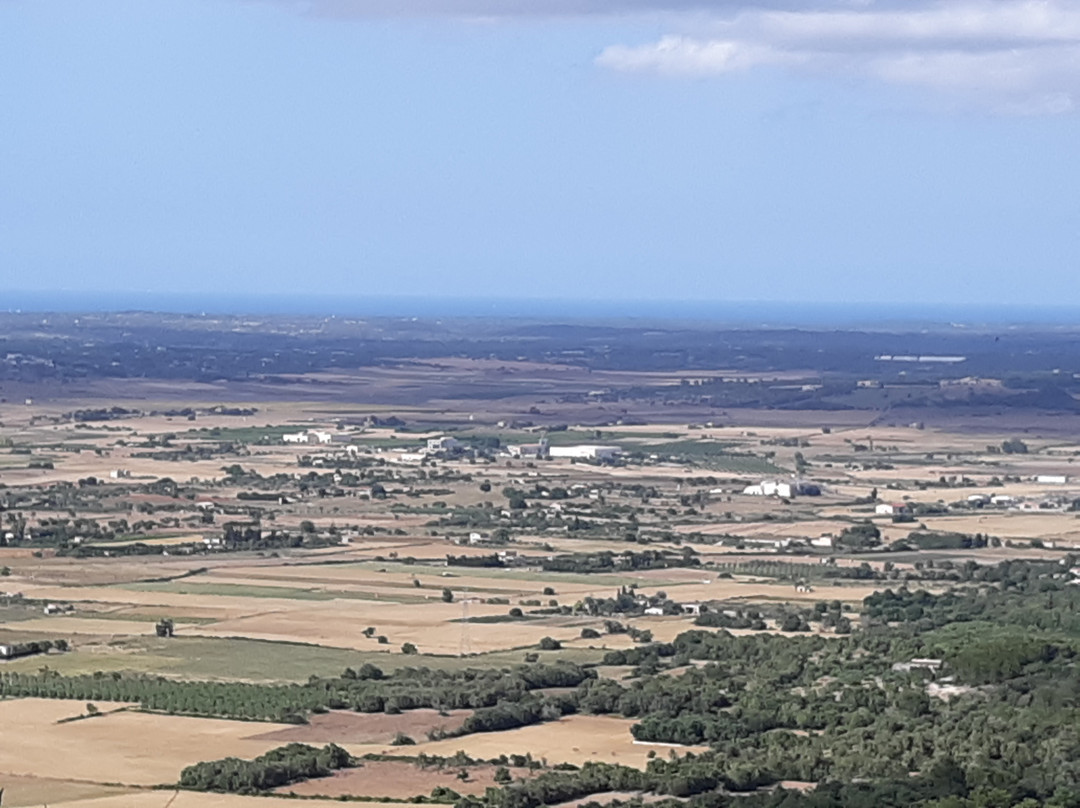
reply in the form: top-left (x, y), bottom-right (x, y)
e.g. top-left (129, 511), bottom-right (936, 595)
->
top-left (277, 761), bottom-right (532, 799)
top-left (251, 709), bottom-right (472, 745)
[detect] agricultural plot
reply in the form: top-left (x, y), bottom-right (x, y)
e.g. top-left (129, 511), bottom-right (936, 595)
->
top-left (6, 338), bottom-right (1080, 807)
top-left (365, 715), bottom-right (710, 769)
top-left (0, 698), bottom-right (295, 786)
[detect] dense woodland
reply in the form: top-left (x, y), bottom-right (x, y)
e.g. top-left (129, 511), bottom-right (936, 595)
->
top-left (179, 743), bottom-right (353, 793)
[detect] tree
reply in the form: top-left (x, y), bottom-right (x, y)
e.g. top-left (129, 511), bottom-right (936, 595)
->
top-left (543, 586), bottom-right (556, 596)
top-left (299, 520), bottom-right (316, 534)
top-left (494, 766), bottom-right (513, 785)
top-left (402, 642), bottom-right (418, 654)
top-left (479, 481), bottom-right (492, 492)
top-left (538, 637), bottom-right (562, 651)
top-left (838, 522), bottom-right (881, 549)
top-left (442, 588), bottom-right (454, 603)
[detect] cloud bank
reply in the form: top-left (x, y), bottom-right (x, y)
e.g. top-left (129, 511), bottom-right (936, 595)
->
top-left (266, 0), bottom-right (1080, 114)
top-left (596, 1), bottom-right (1080, 114)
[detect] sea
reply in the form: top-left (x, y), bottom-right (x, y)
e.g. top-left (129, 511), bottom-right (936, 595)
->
top-left (2, 290), bottom-right (1079, 331)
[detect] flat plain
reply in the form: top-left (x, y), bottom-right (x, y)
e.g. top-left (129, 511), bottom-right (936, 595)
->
top-left (5, 316), bottom-right (1080, 806)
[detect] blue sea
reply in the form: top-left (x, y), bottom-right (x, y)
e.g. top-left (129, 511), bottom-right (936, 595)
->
top-left (1, 290), bottom-right (1078, 330)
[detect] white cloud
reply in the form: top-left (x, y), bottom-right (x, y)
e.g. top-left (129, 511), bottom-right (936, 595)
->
top-left (596, 35), bottom-right (794, 73)
top-left (596, 1), bottom-right (1080, 114)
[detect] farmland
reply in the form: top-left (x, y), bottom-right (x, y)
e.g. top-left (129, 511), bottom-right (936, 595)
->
top-left (4, 315), bottom-right (1080, 807)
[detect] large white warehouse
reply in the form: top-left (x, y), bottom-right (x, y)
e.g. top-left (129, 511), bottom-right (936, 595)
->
top-left (548, 445), bottom-right (623, 460)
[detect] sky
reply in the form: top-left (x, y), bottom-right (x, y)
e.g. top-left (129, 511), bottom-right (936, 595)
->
top-left (2, 0), bottom-right (1080, 309)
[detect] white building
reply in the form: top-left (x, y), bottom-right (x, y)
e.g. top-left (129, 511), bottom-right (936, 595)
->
top-left (507, 441), bottom-right (549, 459)
top-left (548, 445), bottom-right (622, 461)
top-left (892, 658), bottom-right (943, 673)
top-left (809, 536), bottom-right (834, 549)
top-left (744, 480), bottom-right (794, 498)
top-left (875, 502), bottom-right (908, 516)
top-left (427, 436), bottom-right (463, 452)
top-left (740, 536), bottom-right (794, 549)
top-left (109, 469), bottom-right (131, 479)
top-left (283, 431), bottom-right (333, 445)
top-left (1036, 475), bottom-right (1069, 485)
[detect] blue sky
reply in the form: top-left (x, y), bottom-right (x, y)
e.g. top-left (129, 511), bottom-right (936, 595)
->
top-left (2, 0), bottom-right (1079, 307)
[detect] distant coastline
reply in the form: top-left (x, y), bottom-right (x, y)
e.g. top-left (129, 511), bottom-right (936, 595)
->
top-left (2, 289), bottom-right (1079, 330)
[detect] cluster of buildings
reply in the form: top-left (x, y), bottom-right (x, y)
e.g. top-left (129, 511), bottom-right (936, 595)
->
top-left (742, 478), bottom-right (821, 498)
top-left (878, 480), bottom-right (1075, 516)
top-left (282, 430), bottom-right (349, 445)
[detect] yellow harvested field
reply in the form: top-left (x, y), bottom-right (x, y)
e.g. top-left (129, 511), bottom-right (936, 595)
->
top-left (189, 600), bottom-right (587, 653)
top-left (6, 616), bottom-right (159, 637)
top-left (645, 580), bottom-right (884, 603)
top-left (0, 775), bottom-right (134, 808)
top-left (363, 714), bottom-right (708, 768)
top-left (89, 535), bottom-right (207, 547)
top-left (0, 699), bottom-right (295, 786)
top-left (41, 793), bottom-right (429, 808)
top-left (917, 512), bottom-right (1080, 544)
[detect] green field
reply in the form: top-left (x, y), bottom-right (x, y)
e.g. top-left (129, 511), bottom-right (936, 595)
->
top-left (637, 440), bottom-right (785, 473)
top-left (0, 633), bottom-right (607, 681)
top-left (181, 424), bottom-right (301, 443)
